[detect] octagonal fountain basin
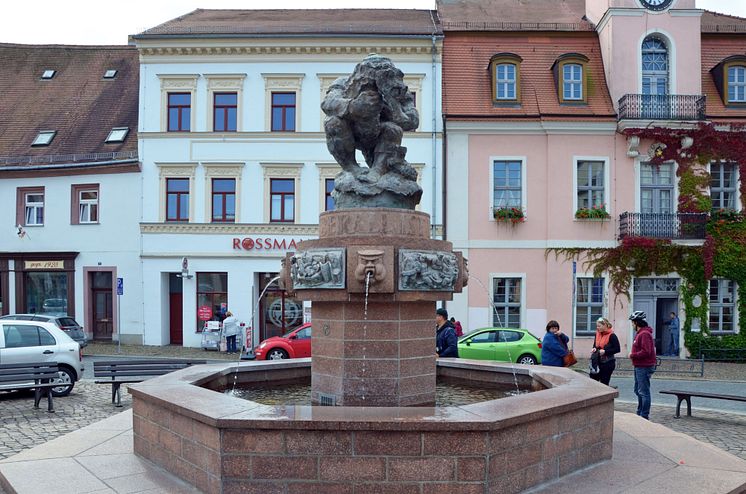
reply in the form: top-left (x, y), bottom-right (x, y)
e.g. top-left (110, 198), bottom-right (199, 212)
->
top-left (129, 359), bottom-right (617, 494)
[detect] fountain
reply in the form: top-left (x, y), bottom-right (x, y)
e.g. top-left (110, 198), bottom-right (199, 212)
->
top-left (129, 55), bottom-right (617, 494)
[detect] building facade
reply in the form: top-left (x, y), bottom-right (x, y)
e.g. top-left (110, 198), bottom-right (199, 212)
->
top-left (0, 44), bottom-right (143, 343)
top-left (442, 0), bottom-right (746, 357)
top-left (132, 9), bottom-right (444, 347)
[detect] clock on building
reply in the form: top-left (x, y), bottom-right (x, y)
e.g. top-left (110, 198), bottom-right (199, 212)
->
top-left (639, 0), bottom-right (674, 11)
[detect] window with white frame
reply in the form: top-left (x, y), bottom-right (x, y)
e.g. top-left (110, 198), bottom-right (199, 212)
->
top-left (496, 63), bottom-right (517, 100)
top-left (492, 278), bottom-right (521, 328)
top-left (728, 65), bottom-right (746, 103)
top-left (493, 160), bottom-right (522, 209)
top-left (709, 279), bottom-right (736, 333)
top-left (575, 277), bottom-right (604, 336)
top-left (563, 63), bottom-right (583, 101)
top-left (78, 189), bottom-right (98, 223)
top-left (25, 192), bottom-right (44, 226)
top-left (710, 162), bottom-right (738, 211)
top-left (577, 160), bottom-right (605, 209)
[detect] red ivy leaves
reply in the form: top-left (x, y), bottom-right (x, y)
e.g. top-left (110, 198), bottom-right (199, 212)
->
top-left (703, 234), bottom-right (715, 279)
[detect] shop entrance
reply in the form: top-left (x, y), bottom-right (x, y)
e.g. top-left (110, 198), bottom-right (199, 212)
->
top-left (168, 273), bottom-right (183, 345)
top-left (90, 271), bottom-right (113, 340)
top-left (257, 272), bottom-right (303, 341)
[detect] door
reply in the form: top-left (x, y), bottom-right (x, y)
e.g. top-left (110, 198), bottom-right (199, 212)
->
top-left (0, 323), bottom-right (58, 366)
top-left (459, 330), bottom-right (498, 360)
top-left (291, 325), bottom-right (312, 358)
top-left (641, 36), bottom-right (669, 119)
top-left (656, 298), bottom-right (677, 355)
top-left (90, 272), bottom-right (113, 340)
top-left (169, 273), bottom-right (183, 345)
top-left (631, 297), bottom-right (655, 349)
top-left (496, 330), bottom-right (524, 362)
top-left (261, 291), bottom-right (303, 341)
top-left (640, 163), bottom-right (674, 237)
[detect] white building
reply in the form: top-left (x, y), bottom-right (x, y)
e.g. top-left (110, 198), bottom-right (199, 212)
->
top-left (133, 9), bottom-right (444, 347)
top-left (0, 44), bottom-right (143, 343)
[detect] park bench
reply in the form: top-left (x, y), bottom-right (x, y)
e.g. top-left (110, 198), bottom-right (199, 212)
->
top-left (0, 362), bottom-right (60, 412)
top-left (659, 389), bottom-right (746, 418)
top-left (94, 359), bottom-right (207, 407)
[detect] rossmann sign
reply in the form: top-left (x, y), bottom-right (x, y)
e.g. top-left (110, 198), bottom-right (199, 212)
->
top-left (232, 237), bottom-right (302, 251)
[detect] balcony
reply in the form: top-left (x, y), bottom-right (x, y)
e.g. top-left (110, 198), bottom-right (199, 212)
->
top-left (618, 94), bottom-right (706, 121)
top-left (618, 212), bottom-right (708, 241)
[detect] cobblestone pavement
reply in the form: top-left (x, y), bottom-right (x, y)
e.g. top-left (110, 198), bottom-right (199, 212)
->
top-left (614, 401), bottom-right (746, 460)
top-left (0, 380), bottom-right (131, 461)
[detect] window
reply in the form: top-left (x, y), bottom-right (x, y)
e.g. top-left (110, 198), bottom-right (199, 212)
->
top-left (270, 178), bottom-right (295, 222)
top-left (325, 178), bottom-right (335, 211)
top-left (213, 92), bottom-right (237, 132)
top-left (25, 192), bottom-right (44, 226)
top-left (72, 184), bottom-right (99, 224)
top-left (563, 63), bottom-right (583, 101)
top-left (24, 271), bottom-right (68, 315)
top-left (493, 160), bottom-right (522, 209)
top-left (211, 178), bottom-right (236, 223)
top-left (577, 160), bottom-right (605, 209)
top-left (271, 92), bottom-right (296, 131)
top-left (470, 331), bottom-right (497, 343)
top-left (166, 178), bottom-right (189, 222)
top-left (728, 65), bottom-right (746, 103)
top-left (711, 162), bottom-right (738, 211)
top-left (2, 325), bottom-right (55, 348)
top-left (105, 127), bottom-right (128, 143)
top-left (498, 330), bottom-right (523, 343)
top-left (489, 53), bottom-right (522, 103)
top-left (103, 69), bottom-right (117, 79)
top-left (196, 273), bottom-right (228, 332)
top-left (492, 278), bottom-right (521, 328)
top-left (709, 279), bottom-right (736, 333)
top-left (642, 36), bottom-right (668, 96)
top-left (32, 131), bottom-right (56, 146)
top-left (575, 278), bottom-right (604, 336)
top-left (496, 64), bottom-right (517, 100)
top-left (167, 93), bottom-right (191, 132)
top-left (41, 70), bottom-right (56, 80)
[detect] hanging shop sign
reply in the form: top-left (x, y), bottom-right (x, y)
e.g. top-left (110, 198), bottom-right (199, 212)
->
top-left (24, 260), bottom-right (64, 270)
top-left (232, 237), bottom-right (301, 251)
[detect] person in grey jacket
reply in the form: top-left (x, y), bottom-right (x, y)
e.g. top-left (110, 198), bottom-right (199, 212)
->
top-left (222, 311), bottom-right (239, 354)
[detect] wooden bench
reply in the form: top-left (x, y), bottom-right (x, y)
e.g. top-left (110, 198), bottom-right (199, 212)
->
top-left (94, 359), bottom-right (207, 407)
top-left (0, 362), bottom-right (60, 412)
top-left (659, 389), bottom-right (746, 418)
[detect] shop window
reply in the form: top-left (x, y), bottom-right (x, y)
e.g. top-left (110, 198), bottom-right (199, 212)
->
top-left (325, 178), bottom-right (335, 211)
top-left (575, 278), bottom-right (604, 337)
top-left (167, 92), bottom-right (191, 132)
top-left (25, 271), bottom-right (68, 316)
top-left (166, 178), bottom-right (189, 222)
top-left (211, 178), bottom-right (236, 223)
top-left (271, 92), bottom-right (296, 132)
top-left (196, 273), bottom-right (228, 332)
top-left (213, 92), bottom-right (238, 132)
top-left (71, 184), bottom-right (99, 224)
top-left (270, 178), bottom-right (295, 222)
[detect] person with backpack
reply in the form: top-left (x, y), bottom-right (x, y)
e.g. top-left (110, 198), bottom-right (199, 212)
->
top-left (450, 317), bottom-right (463, 338)
top-left (629, 310), bottom-right (657, 420)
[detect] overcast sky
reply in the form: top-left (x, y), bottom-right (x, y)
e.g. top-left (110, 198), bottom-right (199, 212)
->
top-left (0, 0), bottom-right (744, 45)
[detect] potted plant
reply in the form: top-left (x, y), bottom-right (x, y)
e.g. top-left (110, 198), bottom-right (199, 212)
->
top-left (493, 206), bottom-right (525, 224)
top-left (575, 204), bottom-right (611, 220)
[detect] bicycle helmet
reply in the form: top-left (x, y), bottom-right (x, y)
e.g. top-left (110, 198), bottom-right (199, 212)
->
top-left (629, 310), bottom-right (647, 322)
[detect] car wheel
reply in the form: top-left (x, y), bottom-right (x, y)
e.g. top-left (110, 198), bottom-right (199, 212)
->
top-left (266, 348), bottom-right (289, 360)
top-left (51, 367), bottom-right (75, 397)
top-left (517, 354), bottom-right (538, 365)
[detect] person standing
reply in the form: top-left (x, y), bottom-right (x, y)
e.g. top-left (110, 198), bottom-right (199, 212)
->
top-left (541, 320), bottom-right (568, 367)
top-left (629, 311), bottom-right (656, 420)
top-left (450, 317), bottom-right (464, 338)
top-left (590, 317), bottom-right (620, 386)
top-left (667, 311), bottom-right (680, 357)
top-left (222, 311), bottom-right (239, 354)
top-left (436, 308), bottom-right (459, 358)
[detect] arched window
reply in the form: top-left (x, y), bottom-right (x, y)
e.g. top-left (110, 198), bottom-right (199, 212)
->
top-left (728, 65), bottom-right (746, 103)
top-left (642, 36), bottom-right (668, 96)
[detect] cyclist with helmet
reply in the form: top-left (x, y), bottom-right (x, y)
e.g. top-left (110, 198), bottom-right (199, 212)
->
top-left (628, 310), bottom-right (657, 419)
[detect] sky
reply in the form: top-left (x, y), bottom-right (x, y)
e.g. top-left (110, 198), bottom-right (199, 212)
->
top-left (0, 0), bottom-right (744, 46)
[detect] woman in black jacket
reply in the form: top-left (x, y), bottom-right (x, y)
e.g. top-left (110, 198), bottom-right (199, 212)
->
top-left (590, 317), bottom-right (620, 386)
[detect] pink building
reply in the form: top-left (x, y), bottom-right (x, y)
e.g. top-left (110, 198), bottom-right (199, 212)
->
top-left (441, 0), bottom-right (746, 358)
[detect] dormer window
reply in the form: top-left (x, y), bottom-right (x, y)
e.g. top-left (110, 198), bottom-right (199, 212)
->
top-left (103, 69), bottom-right (118, 79)
top-left (553, 54), bottom-right (589, 104)
top-left (41, 70), bottom-right (56, 80)
top-left (711, 56), bottom-right (746, 106)
top-left (489, 53), bottom-right (522, 104)
top-left (105, 127), bottom-right (129, 143)
top-left (32, 131), bottom-right (56, 146)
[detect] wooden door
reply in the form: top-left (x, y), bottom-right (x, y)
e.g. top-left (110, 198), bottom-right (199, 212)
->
top-left (169, 293), bottom-right (183, 345)
top-left (92, 289), bottom-right (113, 340)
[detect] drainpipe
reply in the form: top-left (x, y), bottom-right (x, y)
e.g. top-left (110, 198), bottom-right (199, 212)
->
top-left (431, 33), bottom-right (438, 239)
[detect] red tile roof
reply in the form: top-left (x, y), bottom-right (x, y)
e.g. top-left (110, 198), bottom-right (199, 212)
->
top-left (0, 44), bottom-right (139, 167)
top-left (136, 9), bottom-right (441, 37)
top-left (442, 33), bottom-right (615, 120)
top-left (437, 0), bottom-right (594, 32)
top-left (701, 10), bottom-right (746, 34)
top-left (701, 36), bottom-right (746, 122)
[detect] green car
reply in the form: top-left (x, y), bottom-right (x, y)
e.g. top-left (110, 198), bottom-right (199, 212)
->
top-left (458, 328), bottom-right (542, 365)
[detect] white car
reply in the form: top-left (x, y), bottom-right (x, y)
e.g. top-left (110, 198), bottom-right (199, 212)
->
top-left (0, 319), bottom-right (85, 396)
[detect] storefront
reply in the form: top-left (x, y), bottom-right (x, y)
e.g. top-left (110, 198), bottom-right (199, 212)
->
top-left (0, 253), bottom-right (78, 317)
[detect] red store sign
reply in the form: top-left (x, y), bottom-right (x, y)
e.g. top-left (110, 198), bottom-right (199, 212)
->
top-left (232, 237), bottom-right (301, 251)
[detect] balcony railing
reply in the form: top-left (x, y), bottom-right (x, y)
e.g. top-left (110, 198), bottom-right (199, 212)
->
top-left (618, 212), bottom-right (708, 240)
top-left (618, 94), bottom-right (706, 121)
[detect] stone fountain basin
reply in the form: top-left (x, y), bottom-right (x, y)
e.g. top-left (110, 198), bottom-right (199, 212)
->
top-left (129, 359), bottom-right (617, 494)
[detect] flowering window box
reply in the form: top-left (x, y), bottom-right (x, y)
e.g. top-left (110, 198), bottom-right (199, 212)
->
top-left (493, 207), bottom-right (525, 224)
top-left (575, 205), bottom-right (610, 220)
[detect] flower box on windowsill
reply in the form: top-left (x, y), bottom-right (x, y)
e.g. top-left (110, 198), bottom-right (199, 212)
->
top-left (492, 207), bottom-right (525, 224)
top-left (575, 206), bottom-right (610, 221)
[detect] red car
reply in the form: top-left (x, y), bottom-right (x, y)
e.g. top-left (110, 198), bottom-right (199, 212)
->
top-left (253, 323), bottom-right (312, 360)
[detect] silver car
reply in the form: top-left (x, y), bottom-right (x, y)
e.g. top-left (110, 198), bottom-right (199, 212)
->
top-left (0, 314), bottom-right (87, 348)
top-left (0, 319), bottom-right (85, 397)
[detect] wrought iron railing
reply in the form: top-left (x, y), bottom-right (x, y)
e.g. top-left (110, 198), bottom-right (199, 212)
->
top-left (618, 212), bottom-right (708, 240)
top-left (618, 94), bottom-right (706, 121)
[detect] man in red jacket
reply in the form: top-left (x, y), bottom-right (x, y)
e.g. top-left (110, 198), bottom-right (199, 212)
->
top-left (628, 311), bottom-right (657, 419)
